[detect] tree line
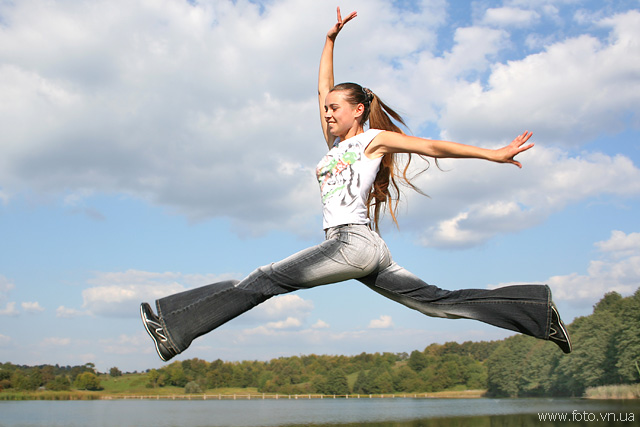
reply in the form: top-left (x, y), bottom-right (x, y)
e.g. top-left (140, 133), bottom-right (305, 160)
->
top-left (1, 288), bottom-right (638, 397)
top-left (145, 340), bottom-right (494, 396)
top-left (0, 362), bottom-right (106, 392)
top-left (487, 288), bottom-right (640, 397)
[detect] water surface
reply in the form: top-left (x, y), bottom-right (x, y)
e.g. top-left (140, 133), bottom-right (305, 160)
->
top-left (1, 397), bottom-right (637, 426)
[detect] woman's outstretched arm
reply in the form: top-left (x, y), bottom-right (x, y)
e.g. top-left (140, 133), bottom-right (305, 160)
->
top-left (318, 7), bottom-right (357, 148)
top-left (366, 131), bottom-right (535, 168)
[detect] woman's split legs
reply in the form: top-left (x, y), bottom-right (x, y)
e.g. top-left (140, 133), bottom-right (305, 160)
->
top-left (141, 225), bottom-right (571, 362)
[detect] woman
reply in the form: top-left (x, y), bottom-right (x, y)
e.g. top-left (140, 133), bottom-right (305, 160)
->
top-left (140, 8), bottom-right (571, 362)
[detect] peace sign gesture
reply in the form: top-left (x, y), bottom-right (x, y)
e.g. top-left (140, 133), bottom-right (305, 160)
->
top-left (327, 7), bottom-right (357, 41)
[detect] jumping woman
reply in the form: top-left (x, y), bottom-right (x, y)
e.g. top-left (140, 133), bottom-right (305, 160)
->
top-left (140, 8), bottom-right (572, 362)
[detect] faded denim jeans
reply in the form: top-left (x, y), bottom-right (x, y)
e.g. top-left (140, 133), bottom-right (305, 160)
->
top-left (156, 224), bottom-right (552, 354)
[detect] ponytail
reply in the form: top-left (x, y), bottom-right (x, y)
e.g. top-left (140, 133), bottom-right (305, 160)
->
top-left (329, 83), bottom-right (429, 232)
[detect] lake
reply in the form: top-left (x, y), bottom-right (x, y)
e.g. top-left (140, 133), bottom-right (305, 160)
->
top-left (1, 397), bottom-right (638, 426)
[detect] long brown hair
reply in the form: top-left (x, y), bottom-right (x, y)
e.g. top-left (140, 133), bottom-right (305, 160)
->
top-left (329, 83), bottom-right (428, 232)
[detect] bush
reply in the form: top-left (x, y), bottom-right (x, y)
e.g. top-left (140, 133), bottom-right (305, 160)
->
top-left (185, 381), bottom-right (202, 394)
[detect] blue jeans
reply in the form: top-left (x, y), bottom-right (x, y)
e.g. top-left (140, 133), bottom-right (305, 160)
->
top-left (156, 224), bottom-right (552, 354)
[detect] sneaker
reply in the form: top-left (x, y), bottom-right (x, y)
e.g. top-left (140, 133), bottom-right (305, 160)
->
top-left (140, 303), bottom-right (177, 362)
top-left (549, 303), bottom-right (572, 354)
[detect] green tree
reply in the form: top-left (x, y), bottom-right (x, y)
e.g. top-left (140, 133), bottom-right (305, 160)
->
top-left (206, 360), bottom-right (233, 389)
top-left (109, 367), bottom-right (123, 377)
top-left (486, 335), bottom-right (536, 397)
top-left (408, 350), bottom-right (428, 372)
top-left (370, 367), bottom-right (394, 393)
top-left (163, 362), bottom-right (188, 387)
top-left (555, 299), bottom-right (621, 394)
top-left (146, 369), bottom-right (163, 388)
top-left (323, 368), bottom-right (349, 395)
top-left (616, 289), bottom-right (640, 382)
top-left (11, 368), bottom-right (42, 391)
top-left (393, 365), bottom-right (424, 392)
top-left (353, 370), bottom-right (372, 394)
top-left (46, 375), bottom-right (71, 391)
top-left (74, 372), bottom-right (102, 391)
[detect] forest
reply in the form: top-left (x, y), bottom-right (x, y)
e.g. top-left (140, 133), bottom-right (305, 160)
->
top-left (1, 288), bottom-right (639, 398)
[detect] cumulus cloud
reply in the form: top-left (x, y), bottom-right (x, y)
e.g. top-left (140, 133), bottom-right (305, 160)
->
top-left (368, 315), bottom-right (394, 329)
top-left (246, 294), bottom-right (314, 322)
top-left (399, 145), bottom-right (640, 248)
top-left (312, 319), bottom-right (330, 329)
top-left (229, 295), bottom-right (315, 339)
top-left (482, 7), bottom-right (540, 27)
top-left (0, 302), bottom-right (19, 317)
top-left (0, 0), bottom-right (338, 236)
top-left (440, 10), bottom-right (640, 144)
top-left (0, 275), bottom-right (15, 298)
top-left (0, 0), bottom-right (638, 247)
top-left (265, 316), bottom-right (302, 330)
top-left (21, 301), bottom-right (45, 313)
top-left (545, 230), bottom-right (640, 302)
top-left (81, 269), bottom-right (235, 317)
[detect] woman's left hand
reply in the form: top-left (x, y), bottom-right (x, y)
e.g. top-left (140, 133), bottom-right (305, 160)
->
top-left (493, 131), bottom-right (534, 168)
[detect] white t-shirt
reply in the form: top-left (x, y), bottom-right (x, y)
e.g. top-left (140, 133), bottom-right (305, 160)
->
top-left (316, 129), bottom-right (384, 229)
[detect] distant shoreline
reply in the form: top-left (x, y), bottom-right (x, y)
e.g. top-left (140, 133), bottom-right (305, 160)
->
top-left (1, 389), bottom-right (488, 401)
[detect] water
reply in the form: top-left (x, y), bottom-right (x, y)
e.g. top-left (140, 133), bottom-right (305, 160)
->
top-left (0, 398), bottom-right (638, 426)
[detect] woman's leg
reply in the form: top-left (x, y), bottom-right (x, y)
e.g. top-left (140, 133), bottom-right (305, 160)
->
top-left (358, 261), bottom-right (555, 341)
top-left (149, 225), bottom-right (384, 356)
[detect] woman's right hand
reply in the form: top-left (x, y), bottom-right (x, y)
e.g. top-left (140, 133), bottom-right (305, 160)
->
top-left (327, 7), bottom-right (357, 41)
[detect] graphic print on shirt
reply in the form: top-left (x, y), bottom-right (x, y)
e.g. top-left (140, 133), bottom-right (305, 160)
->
top-left (316, 140), bottom-right (361, 206)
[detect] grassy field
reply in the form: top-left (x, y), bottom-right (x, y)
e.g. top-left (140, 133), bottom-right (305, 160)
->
top-left (0, 372), bottom-right (490, 400)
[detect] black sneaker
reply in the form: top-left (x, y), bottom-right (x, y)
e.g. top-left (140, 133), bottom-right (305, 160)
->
top-left (140, 303), bottom-right (177, 362)
top-left (549, 303), bottom-right (572, 354)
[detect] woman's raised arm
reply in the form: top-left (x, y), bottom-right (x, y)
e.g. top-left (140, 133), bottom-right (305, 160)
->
top-left (318, 7), bottom-right (357, 148)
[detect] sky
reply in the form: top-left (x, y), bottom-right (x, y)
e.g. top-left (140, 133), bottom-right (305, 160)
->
top-left (0, 0), bottom-right (639, 373)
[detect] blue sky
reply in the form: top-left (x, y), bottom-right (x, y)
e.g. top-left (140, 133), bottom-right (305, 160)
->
top-left (1, 0), bottom-right (639, 373)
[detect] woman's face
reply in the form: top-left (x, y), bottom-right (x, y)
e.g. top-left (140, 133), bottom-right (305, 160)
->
top-left (324, 91), bottom-right (364, 139)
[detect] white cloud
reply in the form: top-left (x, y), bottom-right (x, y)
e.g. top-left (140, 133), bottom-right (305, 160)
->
top-left (0, 302), bottom-right (19, 317)
top-left (265, 316), bottom-right (302, 330)
top-left (368, 315), bottom-right (394, 329)
top-left (312, 319), bottom-right (330, 329)
top-left (21, 301), bottom-right (45, 313)
top-left (56, 306), bottom-right (89, 318)
top-left (404, 146), bottom-right (640, 248)
top-left (81, 269), bottom-right (235, 318)
top-left (482, 7), bottom-right (540, 27)
top-left (440, 10), bottom-right (640, 145)
top-left (0, 0), bottom-right (637, 247)
top-left (540, 230), bottom-right (640, 302)
top-left (0, 275), bottom-right (15, 297)
top-left (595, 230), bottom-right (640, 258)
top-left (0, 0), bottom-right (334, 236)
top-left (247, 294), bottom-right (314, 322)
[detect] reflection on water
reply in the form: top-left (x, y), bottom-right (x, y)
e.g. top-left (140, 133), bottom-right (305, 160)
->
top-left (294, 413), bottom-right (634, 427)
top-left (0, 398), bottom-right (638, 427)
